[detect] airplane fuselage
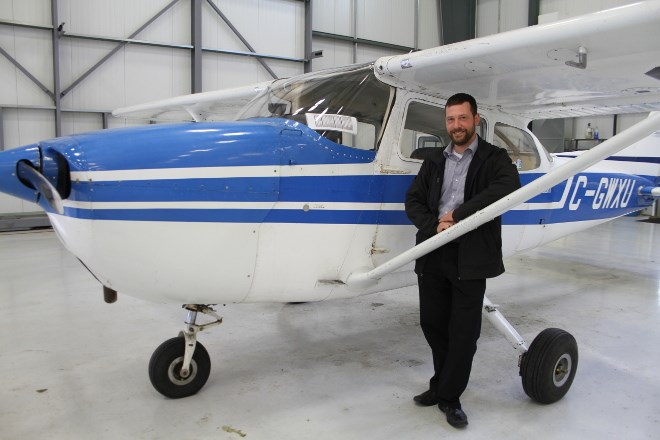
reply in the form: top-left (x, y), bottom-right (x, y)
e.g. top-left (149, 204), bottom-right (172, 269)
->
top-left (3, 114), bottom-right (653, 304)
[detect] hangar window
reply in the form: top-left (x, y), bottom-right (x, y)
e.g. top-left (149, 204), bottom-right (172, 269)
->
top-left (493, 123), bottom-right (541, 171)
top-left (238, 64), bottom-right (393, 152)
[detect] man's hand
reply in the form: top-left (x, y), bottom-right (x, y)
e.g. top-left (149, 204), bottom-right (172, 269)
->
top-left (437, 210), bottom-right (456, 233)
top-left (439, 210), bottom-right (455, 223)
top-left (437, 220), bottom-right (456, 233)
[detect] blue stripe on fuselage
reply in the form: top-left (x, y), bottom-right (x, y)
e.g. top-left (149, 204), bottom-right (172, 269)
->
top-left (62, 172), bottom-right (653, 225)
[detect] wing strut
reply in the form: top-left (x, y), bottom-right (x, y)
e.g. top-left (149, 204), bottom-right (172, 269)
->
top-left (346, 112), bottom-right (660, 290)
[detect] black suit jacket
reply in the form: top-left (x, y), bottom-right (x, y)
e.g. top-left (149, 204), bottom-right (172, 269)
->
top-left (405, 136), bottom-right (521, 280)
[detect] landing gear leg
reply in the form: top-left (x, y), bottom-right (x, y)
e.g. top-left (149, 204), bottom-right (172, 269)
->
top-left (483, 296), bottom-right (578, 404)
top-left (148, 305), bottom-right (223, 398)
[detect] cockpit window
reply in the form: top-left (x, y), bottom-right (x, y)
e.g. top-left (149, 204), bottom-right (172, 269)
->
top-left (493, 123), bottom-right (541, 171)
top-left (237, 64), bottom-right (393, 151)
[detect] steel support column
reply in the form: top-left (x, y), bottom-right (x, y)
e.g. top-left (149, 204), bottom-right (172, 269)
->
top-left (414, 0), bottom-right (420, 50)
top-left (528, 0), bottom-right (540, 26)
top-left (191, 0), bottom-right (202, 93)
top-left (440, 0), bottom-right (476, 44)
top-left (51, 0), bottom-right (62, 136)
top-left (61, 0), bottom-right (181, 97)
top-left (303, 0), bottom-right (312, 73)
top-left (352, 0), bottom-right (358, 62)
top-left (205, 0), bottom-right (278, 79)
top-left (437, 0), bottom-right (444, 45)
top-left (0, 108), bottom-right (4, 150)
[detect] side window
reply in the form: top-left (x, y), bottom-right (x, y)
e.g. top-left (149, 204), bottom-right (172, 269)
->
top-left (333, 121), bottom-right (376, 150)
top-left (493, 123), bottom-right (541, 171)
top-left (400, 101), bottom-right (448, 159)
top-left (400, 100), bottom-right (485, 160)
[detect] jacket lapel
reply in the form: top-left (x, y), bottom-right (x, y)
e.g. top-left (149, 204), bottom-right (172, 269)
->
top-left (465, 137), bottom-right (489, 197)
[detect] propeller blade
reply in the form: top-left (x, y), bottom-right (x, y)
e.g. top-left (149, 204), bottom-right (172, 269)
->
top-left (16, 160), bottom-right (64, 215)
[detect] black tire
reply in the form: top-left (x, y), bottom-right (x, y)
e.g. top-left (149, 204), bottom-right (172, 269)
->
top-left (148, 336), bottom-right (211, 398)
top-left (520, 328), bottom-right (578, 404)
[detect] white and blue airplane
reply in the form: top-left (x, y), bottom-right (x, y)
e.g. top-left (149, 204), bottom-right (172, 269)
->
top-left (1, 1), bottom-right (660, 403)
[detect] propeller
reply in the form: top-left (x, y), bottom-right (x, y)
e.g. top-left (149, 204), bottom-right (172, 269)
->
top-left (16, 160), bottom-right (65, 215)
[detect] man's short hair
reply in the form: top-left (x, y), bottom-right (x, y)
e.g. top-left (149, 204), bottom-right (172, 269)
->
top-left (446, 93), bottom-right (477, 116)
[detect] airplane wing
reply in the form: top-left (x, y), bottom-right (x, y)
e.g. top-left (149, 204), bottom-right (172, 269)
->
top-left (112, 81), bottom-right (273, 122)
top-left (112, 3), bottom-right (660, 123)
top-left (374, 1), bottom-right (660, 120)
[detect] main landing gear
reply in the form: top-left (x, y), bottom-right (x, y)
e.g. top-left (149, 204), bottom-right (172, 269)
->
top-left (147, 299), bottom-right (577, 402)
top-left (148, 305), bottom-right (223, 398)
top-left (483, 296), bottom-right (578, 404)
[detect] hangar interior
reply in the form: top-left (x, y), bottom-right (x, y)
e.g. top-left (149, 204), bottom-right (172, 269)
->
top-left (1, 0), bottom-right (659, 439)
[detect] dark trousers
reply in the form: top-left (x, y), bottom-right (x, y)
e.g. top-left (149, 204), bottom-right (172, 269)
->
top-left (418, 243), bottom-right (486, 409)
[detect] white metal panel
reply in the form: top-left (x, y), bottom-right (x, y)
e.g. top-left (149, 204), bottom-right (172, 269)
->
top-left (309, 39), bottom-right (354, 72)
top-left (476, 0), bottom-right (500, 37)
top-left (260, 58), bottom-right (303, 82)
top-left (205, 0), bottom-right (259, 53)
top-left (499, 0), bottom-right (528, 32)
top-left (540, 0), bottom-right (639, 20)
top-left (107, 117), bottom-right (151, 129)
top-left (205, 0), bottom-right (303, 59)
top-left (57, 0), bottom-right (188, 46)
top-left (418, 0), bottom-right (440, 49)
top-left (202, 53), bottom-right (261, 92)
top-left (123, 46), bottom-right (190, 107)
top-left (257, 0), bottom-right (304, 58)
top-left (357, 0), bottom-right (415, 48)
top-left (61, 0), bottom-right (126, 38)
top-left (61, 112), bottom-right (102, 137)
top-left (4, 108), bottom-right (55, 148)
top-left (0, 28), bottom-right (19, 106)
top-left (61, 0), bottom-right (181, 39)
top-left (356, 45), bottom-right (404, 65)
top-left (478, 0), bottom-right (528, 37)
top-left (617, 113), bottom-right (649, 133)
top-left (201, 1), bottom-right (238, 52)
top-left (311, 0), bottom-right (353, 36)
top-left (0, 108), bottom-right (51, 214)
top-left (59, 39), bottom-right (126, 110)
top-left (137, 0), bottom-right (191, 45)
top-left (0, 0), bottom-right (51, 25)
top-left (0, 27), bottom-right (54, 107)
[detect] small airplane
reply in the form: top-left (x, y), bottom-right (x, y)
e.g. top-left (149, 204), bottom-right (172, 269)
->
top-left (2, 1), bottom-right (660, 404)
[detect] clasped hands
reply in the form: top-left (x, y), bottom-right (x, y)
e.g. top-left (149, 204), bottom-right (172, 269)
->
top-left (437, 211), bottom-right (456, 233)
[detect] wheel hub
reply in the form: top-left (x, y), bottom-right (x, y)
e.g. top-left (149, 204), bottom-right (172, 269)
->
top-left (553, 354), bottom-right (572, 387)
top-left (168, 356), bottom-right (198, 385)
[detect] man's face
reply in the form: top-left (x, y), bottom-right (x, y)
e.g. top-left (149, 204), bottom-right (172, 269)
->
top-left (445, 102), bottom-right (480, 147)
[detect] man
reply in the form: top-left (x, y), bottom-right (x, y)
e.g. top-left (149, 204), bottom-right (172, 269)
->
top-left (404, 93), bottom-right (520, 428)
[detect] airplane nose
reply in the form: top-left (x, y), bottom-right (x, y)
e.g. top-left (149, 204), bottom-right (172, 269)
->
top-left (0, 144), bottom-right (41, 203)
top-left (0, 144), bottom-right (71, 214)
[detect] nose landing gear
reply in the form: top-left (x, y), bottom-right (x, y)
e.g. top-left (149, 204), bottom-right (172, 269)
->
top-left (148, 305), bottom-right (223, 398)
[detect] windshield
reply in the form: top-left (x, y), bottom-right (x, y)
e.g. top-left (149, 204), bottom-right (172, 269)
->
top-left (237, 64), bottom-right (393, 150)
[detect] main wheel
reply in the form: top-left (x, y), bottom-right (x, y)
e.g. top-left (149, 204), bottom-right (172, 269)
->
top-left (520, 328), bottom-right (578, 404)
top-left (148, 336), bottom-right (211, 398)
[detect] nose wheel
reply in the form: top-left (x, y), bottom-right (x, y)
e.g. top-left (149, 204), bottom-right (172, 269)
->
top-left (148, 305), bottom-right (223, 398)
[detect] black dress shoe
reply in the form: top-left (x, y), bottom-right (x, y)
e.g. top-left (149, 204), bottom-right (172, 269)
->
top-left (439, 405), bottom-right (468, 428)
top-left (413, 389), bottom-right (439, 406)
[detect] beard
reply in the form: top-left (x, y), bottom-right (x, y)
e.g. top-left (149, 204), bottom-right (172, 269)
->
top-left (449, 126), bottom-right (475, 146)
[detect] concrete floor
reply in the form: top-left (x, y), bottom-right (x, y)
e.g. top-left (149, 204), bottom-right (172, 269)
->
top-left (1, 216), bottom-right (659, 440)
